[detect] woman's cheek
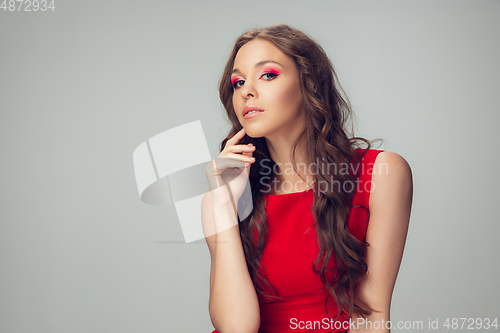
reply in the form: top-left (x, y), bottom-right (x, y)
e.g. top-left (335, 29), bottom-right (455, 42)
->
top-left (277, 86), bottom-right (297, 110)
top-left (232, 97), bottom-right (240, 117)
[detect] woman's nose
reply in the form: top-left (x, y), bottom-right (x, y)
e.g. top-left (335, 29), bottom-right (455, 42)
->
top-left (241, 80), bottom-right (257, 99)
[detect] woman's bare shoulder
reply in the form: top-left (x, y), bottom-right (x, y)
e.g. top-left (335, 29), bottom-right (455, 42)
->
top-left (372, 151), bottom-right (412, 179)
top-left (370, 151), bottom-right (413, 211)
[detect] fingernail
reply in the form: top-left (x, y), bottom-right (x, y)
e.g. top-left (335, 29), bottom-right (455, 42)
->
top-left (244, 162), bottom-right (250, 167)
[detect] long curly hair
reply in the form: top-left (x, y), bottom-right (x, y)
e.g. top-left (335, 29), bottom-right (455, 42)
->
top-left (218, 24), bottom-right (382, 321)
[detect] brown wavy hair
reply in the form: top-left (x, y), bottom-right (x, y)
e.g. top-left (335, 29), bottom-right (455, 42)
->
top-left (217, 24), bottom-right (382, 323)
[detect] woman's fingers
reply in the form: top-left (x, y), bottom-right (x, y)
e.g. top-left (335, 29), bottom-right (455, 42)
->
top-left (241, 143), bottom-right (254, 157)
top-left (237, 153), bottom-right (255, 163)
top-left (206, 128), bottom-right (254, 206)
top-left (216, 128), bottom-right (256, 176)
top-left (241, 144), bottom-right (254, 171)
top-left (225, 128), bottom-right (246, 146)
top-left (227, 144), bottom-right (255, 153)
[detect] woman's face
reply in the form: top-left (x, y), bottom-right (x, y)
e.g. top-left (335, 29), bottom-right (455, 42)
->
top-left (231, 39), bottom-right (305, 139)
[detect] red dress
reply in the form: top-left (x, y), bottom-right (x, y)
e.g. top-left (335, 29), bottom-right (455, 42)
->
top-left (211, 149), bottom-right (383, 333)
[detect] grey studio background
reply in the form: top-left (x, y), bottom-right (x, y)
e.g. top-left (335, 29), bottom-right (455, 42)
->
top-left (1, 0), bottom-right (499, 332)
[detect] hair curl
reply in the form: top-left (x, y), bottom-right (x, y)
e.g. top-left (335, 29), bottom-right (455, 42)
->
top-left (217, 23), bottom-right (383, 324)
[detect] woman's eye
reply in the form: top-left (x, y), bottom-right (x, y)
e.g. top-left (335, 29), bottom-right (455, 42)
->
top-left (232, 73), bottom-right (278, 89)
top-left (262, 72), bottom-right (278, 80)
top-left (232, 80), bottom-right (244, 89)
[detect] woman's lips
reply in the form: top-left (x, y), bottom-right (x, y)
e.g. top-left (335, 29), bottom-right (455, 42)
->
top-left (244, 110), bottom-right (264, 119)
top-left (242, 105), bottom-right (265, 117)
top-left (242, 105), bottom-right (265, 119)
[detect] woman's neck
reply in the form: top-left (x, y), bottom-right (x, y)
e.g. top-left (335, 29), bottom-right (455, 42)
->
top-left (264, 135), bottom-right (314, 194)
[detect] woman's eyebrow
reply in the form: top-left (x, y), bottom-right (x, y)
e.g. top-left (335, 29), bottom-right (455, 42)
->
top-left (232, 60), bottom-right (284, 74)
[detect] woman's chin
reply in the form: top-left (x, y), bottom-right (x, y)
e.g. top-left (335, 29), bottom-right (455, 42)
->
top-left (244, 128), bottom-right (266, 139)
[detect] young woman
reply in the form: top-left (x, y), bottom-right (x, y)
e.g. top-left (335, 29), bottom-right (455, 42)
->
top-left (202, 24), bottom-right (413, 333)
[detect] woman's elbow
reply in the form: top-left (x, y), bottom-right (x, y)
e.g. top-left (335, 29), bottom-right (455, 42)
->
top-left (209, 302), bottom-right (260, 333)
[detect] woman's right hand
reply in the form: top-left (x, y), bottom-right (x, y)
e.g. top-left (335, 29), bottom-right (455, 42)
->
top-left (205, 128), bottom-right (256, 207)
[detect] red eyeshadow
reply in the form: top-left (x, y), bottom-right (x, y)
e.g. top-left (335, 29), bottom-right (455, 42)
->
top-left (261, 67), bottom-right (282, 75)
top-left (231, 76), bottom-right (240, 85)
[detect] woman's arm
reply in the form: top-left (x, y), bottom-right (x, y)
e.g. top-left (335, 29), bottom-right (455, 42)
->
top-left (202, 190), bottom-right (260, 333)
top-left (349, 151), bottom-right (413, 333)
